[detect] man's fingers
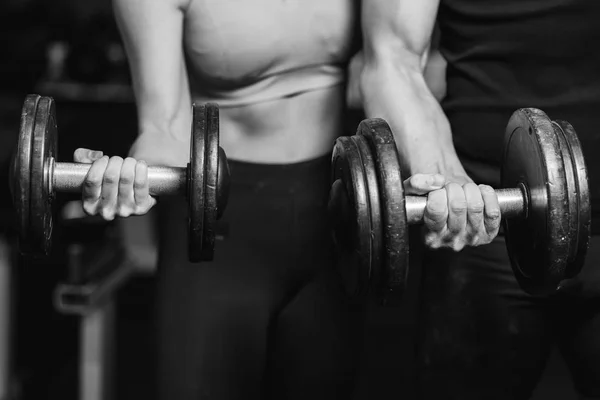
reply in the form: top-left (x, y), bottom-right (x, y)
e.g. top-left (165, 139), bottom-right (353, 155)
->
top-left (418, 178), bottom-right (501, 250)
top-left (424, 188), bottom-right (448, 232)
top-left (480, 184), bottom-right (501, 235)
top-left (74, 148), bottom-right (104, 164)
top-left (463, 182), bottom-right (485, 243)
top-left (404, 173), bottom-right (445, 195)
top-left (445, 182), bottom-right (467, 236)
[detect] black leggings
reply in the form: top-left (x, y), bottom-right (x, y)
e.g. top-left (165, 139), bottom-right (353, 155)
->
top-left (155, 156), bottom-right (361, 400)
top-left (416, 234), bottom-right (600, 399)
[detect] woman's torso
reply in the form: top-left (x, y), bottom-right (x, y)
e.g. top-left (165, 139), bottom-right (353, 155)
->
top-left (183, 0), bottom-right (359, 163)
top-left (439, 0), bottom-right (600, 214)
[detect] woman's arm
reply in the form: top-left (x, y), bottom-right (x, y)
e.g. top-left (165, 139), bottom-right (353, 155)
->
top-left (113, 0), bottom-right (193, 166)
top-left (76, 0), bottom-right (194, 220)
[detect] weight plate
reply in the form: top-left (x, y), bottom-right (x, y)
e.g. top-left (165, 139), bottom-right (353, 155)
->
top-left (200, 103), bottom-right (219, 261)
top-left (501, 108), bottom-right (570, 295)
top-left (552, 121), bottom-right (578, 272)
top-left (29, 96), bottom-right (58, 256)
top-left (351, 135), bottom-right (383, 294)
top-left (12, 94), bottom-right (40, 254)
top-left (330, 136), bottom-right (372, 298)
top-left (552, 120), bottom-right (591, 279)
top-left (216, 146), bottom-right (230, 219)
top-left (188, 104), bottom-right (206, 262)
top-left (359, 118), bottom-right (408, 302)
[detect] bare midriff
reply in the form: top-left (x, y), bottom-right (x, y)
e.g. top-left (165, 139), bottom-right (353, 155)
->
top-left (184, 0), bottom-right (357, 163)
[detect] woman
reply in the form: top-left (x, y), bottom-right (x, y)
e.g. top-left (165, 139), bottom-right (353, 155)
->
top-left (75, 1), bottom-right (362, 399)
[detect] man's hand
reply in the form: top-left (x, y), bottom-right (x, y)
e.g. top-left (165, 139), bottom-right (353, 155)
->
top-left (74, 148), bottom-right (156, 220)
top-left (404, 173), bottom-right (501, 251)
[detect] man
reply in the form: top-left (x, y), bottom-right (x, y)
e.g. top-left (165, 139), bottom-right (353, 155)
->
top-left (355, 0), bottom-right (600, 398)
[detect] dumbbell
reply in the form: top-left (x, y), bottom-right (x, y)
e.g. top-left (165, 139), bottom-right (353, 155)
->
top-left (10, 94), bottom-right (231, 262)
top-left (329, 108), bottom-right (591, 302)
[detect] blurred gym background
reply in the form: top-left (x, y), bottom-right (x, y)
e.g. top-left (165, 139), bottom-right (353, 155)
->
top-left (0, 1), bottom-right (151, 399)
top-left (0, 1), bottom-right (578, 399)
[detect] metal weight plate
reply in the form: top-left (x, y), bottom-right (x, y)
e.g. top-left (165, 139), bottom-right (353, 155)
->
top-left (501, 108), bottom-right (570, 295)
top-left (188, 104), bottom-right (207, 262)
top-left (216, 146), bottom-right (230, 219)
top-left (359, 119), bottom-right (408, 302)
top-left (12, 94), bottom-right (40, 253)
top-left (29, 96), bottom-right (58, 256)
top-left (330, 136), bottom-right (372, 298)
top-left (200, 103), bottom-right (220, 261)
top-left (552, 120), bottom-right (591, 279)
top-left (350, 135), bottom-right (383, 294)
top-left (552, 121), bottom-right (579, 273)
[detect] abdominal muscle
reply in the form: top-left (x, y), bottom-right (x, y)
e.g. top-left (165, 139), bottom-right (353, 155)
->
top-left (213, 85), bottom-right (345, 164)
top-left (182, 0), bottom-right (355, 164)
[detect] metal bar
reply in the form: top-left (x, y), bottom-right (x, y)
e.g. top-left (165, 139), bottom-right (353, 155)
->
top-left (404, 187), bottom-right (527, 224)
top-left (52, 160), bottom-right (187, 196)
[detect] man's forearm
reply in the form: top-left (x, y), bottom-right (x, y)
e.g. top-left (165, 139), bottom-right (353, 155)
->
top-left (360, 53), bottom-right (465, 178)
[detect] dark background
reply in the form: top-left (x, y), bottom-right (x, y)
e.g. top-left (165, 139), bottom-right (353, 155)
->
top-left (0, 1), bottom-right (578, 399)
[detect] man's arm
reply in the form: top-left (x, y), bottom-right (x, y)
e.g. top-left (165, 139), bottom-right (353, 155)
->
top-left (113, 0), bottom-right (192, 164)
top-left (359, 0), bottom-right (501, 250)
top-left (359, 0), bottom-right (463, 179)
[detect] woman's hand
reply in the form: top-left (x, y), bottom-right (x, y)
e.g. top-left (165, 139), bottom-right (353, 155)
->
top-left (74, 148), bottom-right (157, 220)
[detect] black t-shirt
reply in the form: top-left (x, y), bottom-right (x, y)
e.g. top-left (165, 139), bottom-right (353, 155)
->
top-left (439, 0), bottom-right (600, 222)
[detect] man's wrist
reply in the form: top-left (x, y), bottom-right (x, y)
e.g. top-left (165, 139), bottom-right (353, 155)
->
top-left (404, 148), bottom-right (468, 181)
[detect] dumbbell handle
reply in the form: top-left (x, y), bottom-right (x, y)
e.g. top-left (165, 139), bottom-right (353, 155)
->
top-left (404, 186), bottom-right (527, 224)
top-left (51, 160), bottom-right (188, 196)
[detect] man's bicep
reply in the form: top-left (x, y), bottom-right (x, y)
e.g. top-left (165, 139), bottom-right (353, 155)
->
top-left (361, 0), bottom-right (439, 64)
top-left (113, 0), bottom-right (190, 128)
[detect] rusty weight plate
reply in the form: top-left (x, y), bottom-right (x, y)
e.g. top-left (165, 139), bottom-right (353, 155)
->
top-left (11, 94), bottom-right (40, 254)
top-left (359, 118), bottom-right (408, 303)
top-left (330, 135), bottom-right (372, 298)
top-left (502, 108), bottom-right (570, 295)
top-left (552, 119), bottom-right (591, 280)
top-left (188, 104), bottom-right (207, 262)
top-left (200, 103), bottom-right (219, 261)
top-left (350, 134), bottom-right (383, 296)
top-left (29, 96), bottom-right (58, 256)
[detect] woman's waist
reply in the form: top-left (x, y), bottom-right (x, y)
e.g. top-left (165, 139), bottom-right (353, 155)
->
top-left (192, 63), bottom-right (346, 108)
top-left (213, 86), bottom-right (345, 163)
